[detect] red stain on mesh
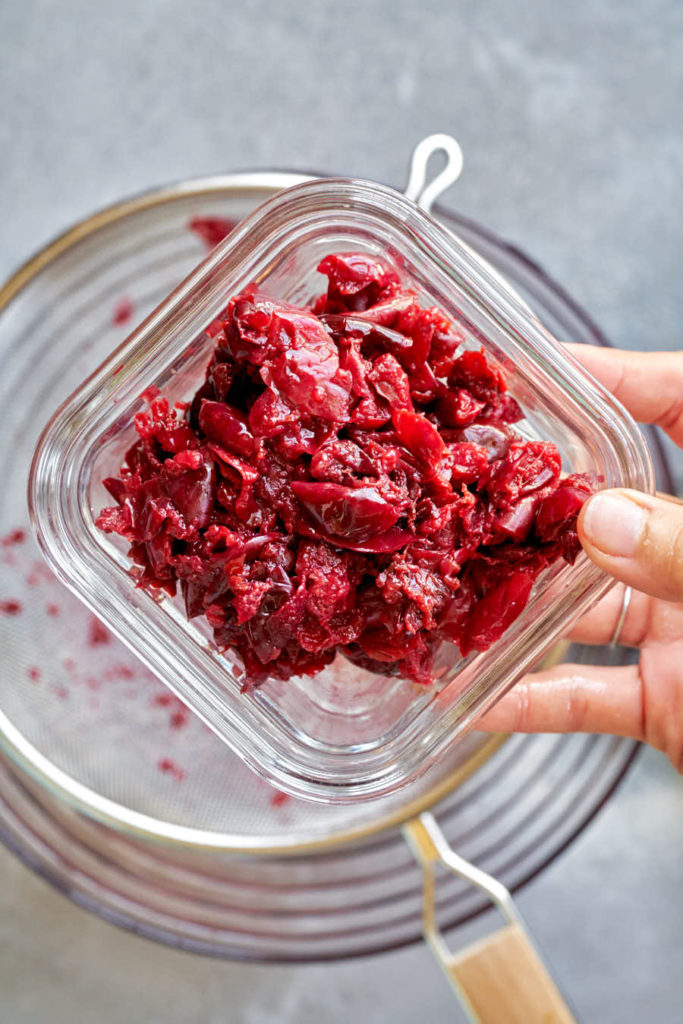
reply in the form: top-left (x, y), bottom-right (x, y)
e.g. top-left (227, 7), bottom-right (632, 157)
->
top-left (0, 545), bottom-right (145, 710)
top-left (158, 757), bottom-right (185, 781)
top-left (153, 692), bottom-right (174, 707)
top-left (188, 216), bottom-right (236, 250)
top-left (1, 528), bottom-right (26, 547)
top-left (104, 664), bottom-right (135, 680)
top-left (152, 691), bottom-right (190, 730)
top-left (112, 297), bottom-right (134, 326)
top-left (88, 616), bottom-right (111, 646)
top-left (26, 562), bottom-right (53, 586)
top-left (269, 790), bottom-right (290, 808)
top-left (96, 252), bottom-right (594, 688)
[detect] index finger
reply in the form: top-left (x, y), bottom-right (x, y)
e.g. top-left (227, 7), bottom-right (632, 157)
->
top-left (565, 344), bottom-right (683, 446)
top-left (478, 662), bottom-right (644, 741)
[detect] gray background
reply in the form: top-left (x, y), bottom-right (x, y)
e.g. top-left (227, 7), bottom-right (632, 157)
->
top-left (0, 1), bottom-right (681, 1021)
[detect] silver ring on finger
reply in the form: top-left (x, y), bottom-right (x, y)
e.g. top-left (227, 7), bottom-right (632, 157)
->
top-left (609, 585), bottom-right (633, 647)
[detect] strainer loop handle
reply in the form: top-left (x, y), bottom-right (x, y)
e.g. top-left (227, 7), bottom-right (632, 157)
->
top-left (404, 134), bottom-right (464, 213)
top-left (403, 812), bottom-right (577, 1023)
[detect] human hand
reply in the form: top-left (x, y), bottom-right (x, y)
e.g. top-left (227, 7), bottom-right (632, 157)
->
top-left (480, 345), bottom-right (683, 772)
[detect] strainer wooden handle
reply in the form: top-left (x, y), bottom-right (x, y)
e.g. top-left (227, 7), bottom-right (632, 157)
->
top-left (403, 813), bottom-right (576, 1024)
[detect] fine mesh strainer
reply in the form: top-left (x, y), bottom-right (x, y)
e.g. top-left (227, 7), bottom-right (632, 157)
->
top-left (0, 138), bottom-right (668, 1020)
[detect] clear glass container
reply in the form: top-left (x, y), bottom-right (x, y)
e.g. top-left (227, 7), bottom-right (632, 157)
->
top-left (28, 178), bottom-right (654, 802)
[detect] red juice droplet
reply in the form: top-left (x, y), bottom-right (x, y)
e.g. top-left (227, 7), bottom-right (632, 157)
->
top-left (112, 297), bottom-right (134, 326)
top-left (152, 691), bottom-right (190, 730)
top-left (1, 528), bottom-right (26, 547)
top-left (26, 562), bottom-right (53, 587)
top-left (170, 709), bottom-right (189, 730)
top-left (153, 692), bottom-right (173, 707)
top-left (269, 790), bottom-right (290, 808)
top-left (88, 616), bottom-right (111, 646)
top-left (188, 216), bottom-right (236, 250)
top-left (158, 757), bottom-right (185, 782)
top-left (104, 664), bottom-right (135, 681)
top-left (0, 600), bottom-right (22, 615)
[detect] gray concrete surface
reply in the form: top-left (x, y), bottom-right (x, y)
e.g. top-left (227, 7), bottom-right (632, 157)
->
top-left (0, 2), bottom-right (681, 1021)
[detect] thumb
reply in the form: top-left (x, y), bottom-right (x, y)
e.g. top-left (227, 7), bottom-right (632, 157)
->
top-left (578, 489), bottom-right (683, 603)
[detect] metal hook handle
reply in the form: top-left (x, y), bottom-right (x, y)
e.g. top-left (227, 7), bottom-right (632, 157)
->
top-left (404, 134), bottom-right (464, 213)
top-left (403, 813), bottom-right (576, 1023)
top-left (405, 137), bottom-right (536, 318)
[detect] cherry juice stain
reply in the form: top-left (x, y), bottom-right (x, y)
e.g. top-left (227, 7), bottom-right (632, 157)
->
top-left (152, 691), bottom-right (190, 731)
top-left (187, 216), bottom-right (236, 250)
top-left (269, 790), bottom-right (290, 809)
top-left (1, 535), bottom-right (148, 713)
top-left (105, 664), bottom-right (135, 681)
top-left (157, 757), bottom-right (185, 782)
top-left (26, 562), bottom-right (54, 586)
top-left (88, 616), bottom-right (112, 646)
top-left (1, 528), bottom-right (26, 547)
top-left (0, 599), bottom-right (22, 615)
top-left (112, 297), bottom-right (134, 327)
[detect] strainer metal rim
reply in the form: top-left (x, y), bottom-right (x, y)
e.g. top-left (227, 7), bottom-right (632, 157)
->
top-left (0, 698), bottom-right (506, 853)
top-left (0, 169), bottom-right (509, 854)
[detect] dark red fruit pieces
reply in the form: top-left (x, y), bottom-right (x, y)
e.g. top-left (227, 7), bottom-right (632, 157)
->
top-left (97, 252), bottom-right (593, 686)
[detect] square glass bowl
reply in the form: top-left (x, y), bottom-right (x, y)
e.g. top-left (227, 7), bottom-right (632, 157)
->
top-left (29, 178), bottom-right (654, 802)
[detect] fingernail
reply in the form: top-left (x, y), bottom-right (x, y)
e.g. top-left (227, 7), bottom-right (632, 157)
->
top-left (582, 493), bottom-right (646, 557)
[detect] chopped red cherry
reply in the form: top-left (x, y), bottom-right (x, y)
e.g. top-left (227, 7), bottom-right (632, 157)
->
top-left (97, 252), bottom-right (593, 686)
